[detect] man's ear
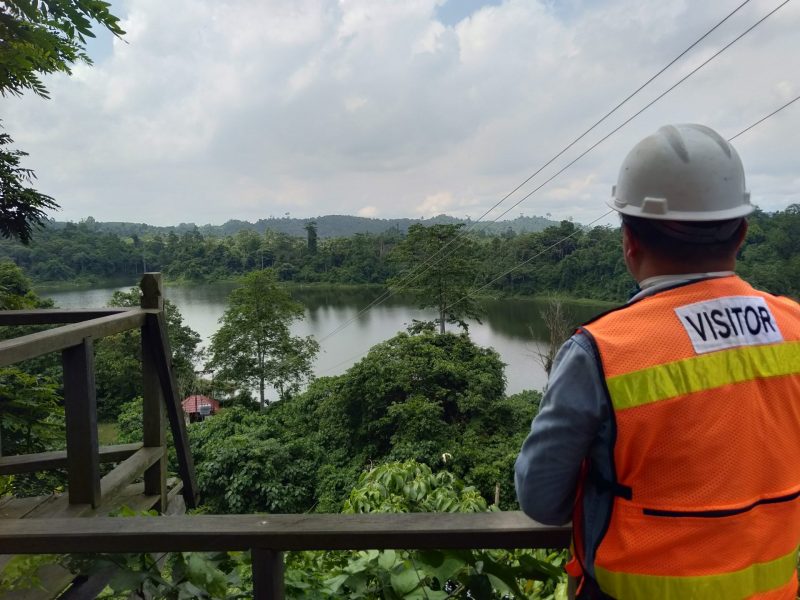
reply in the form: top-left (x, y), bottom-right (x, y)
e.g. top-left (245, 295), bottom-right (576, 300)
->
top-left (622, 223), bottom-right (640, 262)
top-left (735, 219), bottom-right (749, 251)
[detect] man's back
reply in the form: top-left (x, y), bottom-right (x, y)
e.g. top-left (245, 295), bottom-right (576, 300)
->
top-left (579, 275), bottom-right (800, 599)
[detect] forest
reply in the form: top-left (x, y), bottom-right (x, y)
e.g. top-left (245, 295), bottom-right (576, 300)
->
top-left (0, 205), bottom-right (798, 302)
top-left (0, 204), bottom-right (798, 597)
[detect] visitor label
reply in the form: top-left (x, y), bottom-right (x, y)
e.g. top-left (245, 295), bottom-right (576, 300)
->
top-left (675, 296), bottom-right (783, 354)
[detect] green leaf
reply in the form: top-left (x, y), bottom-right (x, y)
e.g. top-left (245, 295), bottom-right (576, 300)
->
top-left (390, 568), bottom-right (422, 596)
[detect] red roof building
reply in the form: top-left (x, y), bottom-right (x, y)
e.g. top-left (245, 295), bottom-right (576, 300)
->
top-left (181, 395), bottom-right (220, 418)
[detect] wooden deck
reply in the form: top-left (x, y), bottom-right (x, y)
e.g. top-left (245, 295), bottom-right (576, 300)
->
top-left (0, 479), bottom-right (185, 599)
top-left (0, 274), bottom-right (196, 599)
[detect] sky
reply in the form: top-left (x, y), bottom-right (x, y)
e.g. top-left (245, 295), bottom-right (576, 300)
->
top-left (2, 0), bottom-right (799, 227)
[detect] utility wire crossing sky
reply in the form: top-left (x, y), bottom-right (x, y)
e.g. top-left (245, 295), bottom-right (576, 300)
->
top-left (1, 0), bottom-right (798, 226)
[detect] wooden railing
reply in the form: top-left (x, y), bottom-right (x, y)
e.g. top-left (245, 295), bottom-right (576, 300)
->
top-left (0, 512), bottom-right (572, 599)
top-left (0, 273), bottom-right (572, 599)
top-left (0, 273), bottom-right (197, 511)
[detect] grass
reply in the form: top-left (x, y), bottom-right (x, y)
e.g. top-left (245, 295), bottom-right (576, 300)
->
top-left (97, 422), bottom-right (119, 445)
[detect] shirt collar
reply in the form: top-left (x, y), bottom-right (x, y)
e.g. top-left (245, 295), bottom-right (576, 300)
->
top-left (629, 271), bottom-right (736, 302)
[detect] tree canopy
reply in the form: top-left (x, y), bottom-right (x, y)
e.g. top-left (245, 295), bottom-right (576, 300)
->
top-left (0, 0), bottom-right (124, 99)
top-left (389, 223), bottom-right (483, 333)
top-left (208, 269), bottom-right (319, 406)
top-left (0, 1), bottom-right (124, 244)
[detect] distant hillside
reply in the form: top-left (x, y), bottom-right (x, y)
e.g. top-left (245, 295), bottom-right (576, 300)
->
top-left (47, 214), bottom-right (559, 239)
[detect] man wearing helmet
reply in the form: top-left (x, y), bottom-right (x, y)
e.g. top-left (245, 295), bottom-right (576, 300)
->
top-left (515, 124), bottom-right (800, 600)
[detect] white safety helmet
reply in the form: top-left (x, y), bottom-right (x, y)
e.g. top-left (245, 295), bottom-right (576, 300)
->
top-left (610, 124), bottom-right (753, 221)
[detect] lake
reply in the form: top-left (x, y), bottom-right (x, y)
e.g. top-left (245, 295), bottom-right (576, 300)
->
top-left (43, 283), bottom-right (611, 395)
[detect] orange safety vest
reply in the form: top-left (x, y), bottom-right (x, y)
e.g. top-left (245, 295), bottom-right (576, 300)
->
top-left (577, 276), bottom-right (800, 600)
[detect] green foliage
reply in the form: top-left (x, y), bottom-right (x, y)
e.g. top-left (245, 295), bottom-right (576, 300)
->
top-left (94, 288), bottom-right (201, 420)
top-left (0, 554), bottom-right (61, 594)
top-left (0, 367), bottom-right (65, 496)
top-left (189, 406), bottom-right (319, 514)
top-left (343, 461), bottom-right (491, 514)
top-left (389, 223), bottom-right (483, 333)
top-left (1, 208), bottom-right (797, 301)
top-left (0, 0), bottom-right (124, 99)
top-left (285, 461), bottom-right (566, 599)
top-left (208, 270), bottom-right (319, 406)
top-left (0, 1), bottom-right (124, 244)
top-left (0, 131), bottom-right (58, 244)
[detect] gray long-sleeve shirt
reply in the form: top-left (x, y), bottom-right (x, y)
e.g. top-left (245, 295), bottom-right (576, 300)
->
top-left (514, 273), bottom-right (736, 575)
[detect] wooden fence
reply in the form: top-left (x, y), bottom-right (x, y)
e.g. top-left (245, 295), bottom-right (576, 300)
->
top-left (0, 512), bottom-right (571, 599)
top-left (0, 273), bottom-right (571, 599)
top-left (0, 273), bottom-right (197, 512)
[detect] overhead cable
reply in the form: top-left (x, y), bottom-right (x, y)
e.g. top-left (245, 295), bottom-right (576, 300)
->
top-left (443, 90), bottom-right (800, 314)
top-left (314, 0), bottom-right (768, 345)
top-left (321, 90), bottom-right (800, 376)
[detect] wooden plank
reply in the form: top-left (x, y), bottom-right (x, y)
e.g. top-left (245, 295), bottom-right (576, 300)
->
top-left (0, 495), bottom-right (54, 519)
top-left (24, 480), bottom-right (168, 520)
top-left (0, 443), bottom-right (143, 476)
top-left (0, 512), bottom-right (572, 554)
top-left (62, 338), bottom-right (101, 507)
top-left (141, 273), bottom-right (167, 512)
top-left (0, 310), bottom-right (147, 368)
top-left (0, 308), bottom-right (130, 326)
top-left (252, 549), bottom-right (284, 600)
top-left (143, 311), bottom-right (198, 508)
top-left (100, 447), bottom-right (164, 504)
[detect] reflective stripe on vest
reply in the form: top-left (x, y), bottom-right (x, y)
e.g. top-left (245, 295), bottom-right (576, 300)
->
top-left (582, 276), bottom-right (800, 600)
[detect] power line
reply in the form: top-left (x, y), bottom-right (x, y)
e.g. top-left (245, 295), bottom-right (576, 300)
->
top-left (443, 88), bottom-right (800, 314)
top-left (461, 0), bottom-right (792, 227)
top-left (728, 94), bottom-right (800, 141)
top-left (315, 0), bottom-right (760, 345)
top-left (320, 89), bottom-right (800, 377)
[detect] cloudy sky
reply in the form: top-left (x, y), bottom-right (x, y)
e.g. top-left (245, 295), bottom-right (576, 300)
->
top-left (3, 0), bottom-right (798, 226)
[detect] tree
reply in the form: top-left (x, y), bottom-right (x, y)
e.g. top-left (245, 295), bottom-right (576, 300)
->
top-left (1, 1), bottom-right (124, 99)
top-left (0, 132), bottom-right (58, 244)
top-left (304, 220), bottom-right (318, 254)
top-left (0, 1), bottom-right (123, 243)
top-left (208, 270), bottom-right (319, 406)
top-left (389, 224), bottom-right (482, 334)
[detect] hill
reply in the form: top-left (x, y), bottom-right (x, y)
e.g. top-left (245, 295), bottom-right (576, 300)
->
top-left (46, 214), bottom-right (558, 239)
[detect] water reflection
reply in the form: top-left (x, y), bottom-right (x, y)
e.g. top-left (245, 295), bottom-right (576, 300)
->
top-left (44, 283), bottom-right (611, 395)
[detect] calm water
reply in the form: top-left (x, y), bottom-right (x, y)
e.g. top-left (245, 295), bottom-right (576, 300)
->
top-left (43, 283), bottom-right (610, 395)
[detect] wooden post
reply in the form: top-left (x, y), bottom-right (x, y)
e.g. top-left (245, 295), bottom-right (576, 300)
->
top-left (62, 338), bottom-right (101, 507)
top-left (141, 272), bottom-right (199, 507)
top-left (251, 549), bottom-right (284, 600)
top-left (141, 273), bottom-right (167, 511)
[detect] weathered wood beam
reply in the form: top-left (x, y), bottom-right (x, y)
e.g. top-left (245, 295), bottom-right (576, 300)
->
top-left (100, 447), bottom-right (164, 504)
top-left (63, 338), bottom-right (101, 507)
top-left (0, 443), bottom-right (142, 476)
top-left (0, 512), bottom-right (571, 554)
top-left (141, 273), bottom-right (168, 512)
top-left (252, 549), bottom-right (284, 600)
top-left (142, 309), bottom-right (199, 508)
top-left (0, 308), bottom-right (130, 326)
top-left (0, 310), bottom-right (147, 367)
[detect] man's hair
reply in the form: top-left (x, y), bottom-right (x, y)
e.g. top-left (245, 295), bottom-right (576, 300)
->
top-left (621, 214), bottom-right (745, 263)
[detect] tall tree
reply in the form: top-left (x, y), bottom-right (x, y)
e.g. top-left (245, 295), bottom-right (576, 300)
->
top-left (389, 223), bottom-right (483, 333)
top-left (208, 269), bottom-right (319, 406)
top-left (304, 220), bottom-right (318, 254)
top-left (0, 1), bottom-right (124, 243)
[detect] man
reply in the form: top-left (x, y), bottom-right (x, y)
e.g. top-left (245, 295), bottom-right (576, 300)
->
top-left (515, 124), bottom-right (800, 599)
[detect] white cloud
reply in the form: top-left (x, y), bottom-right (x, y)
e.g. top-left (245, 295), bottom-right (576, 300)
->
top-left (416, 191), bottom-right (455, 216)
top-left (357, 205), bottom-right (379, 217)
top-left (1, 0), bottom-right (797, 226)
